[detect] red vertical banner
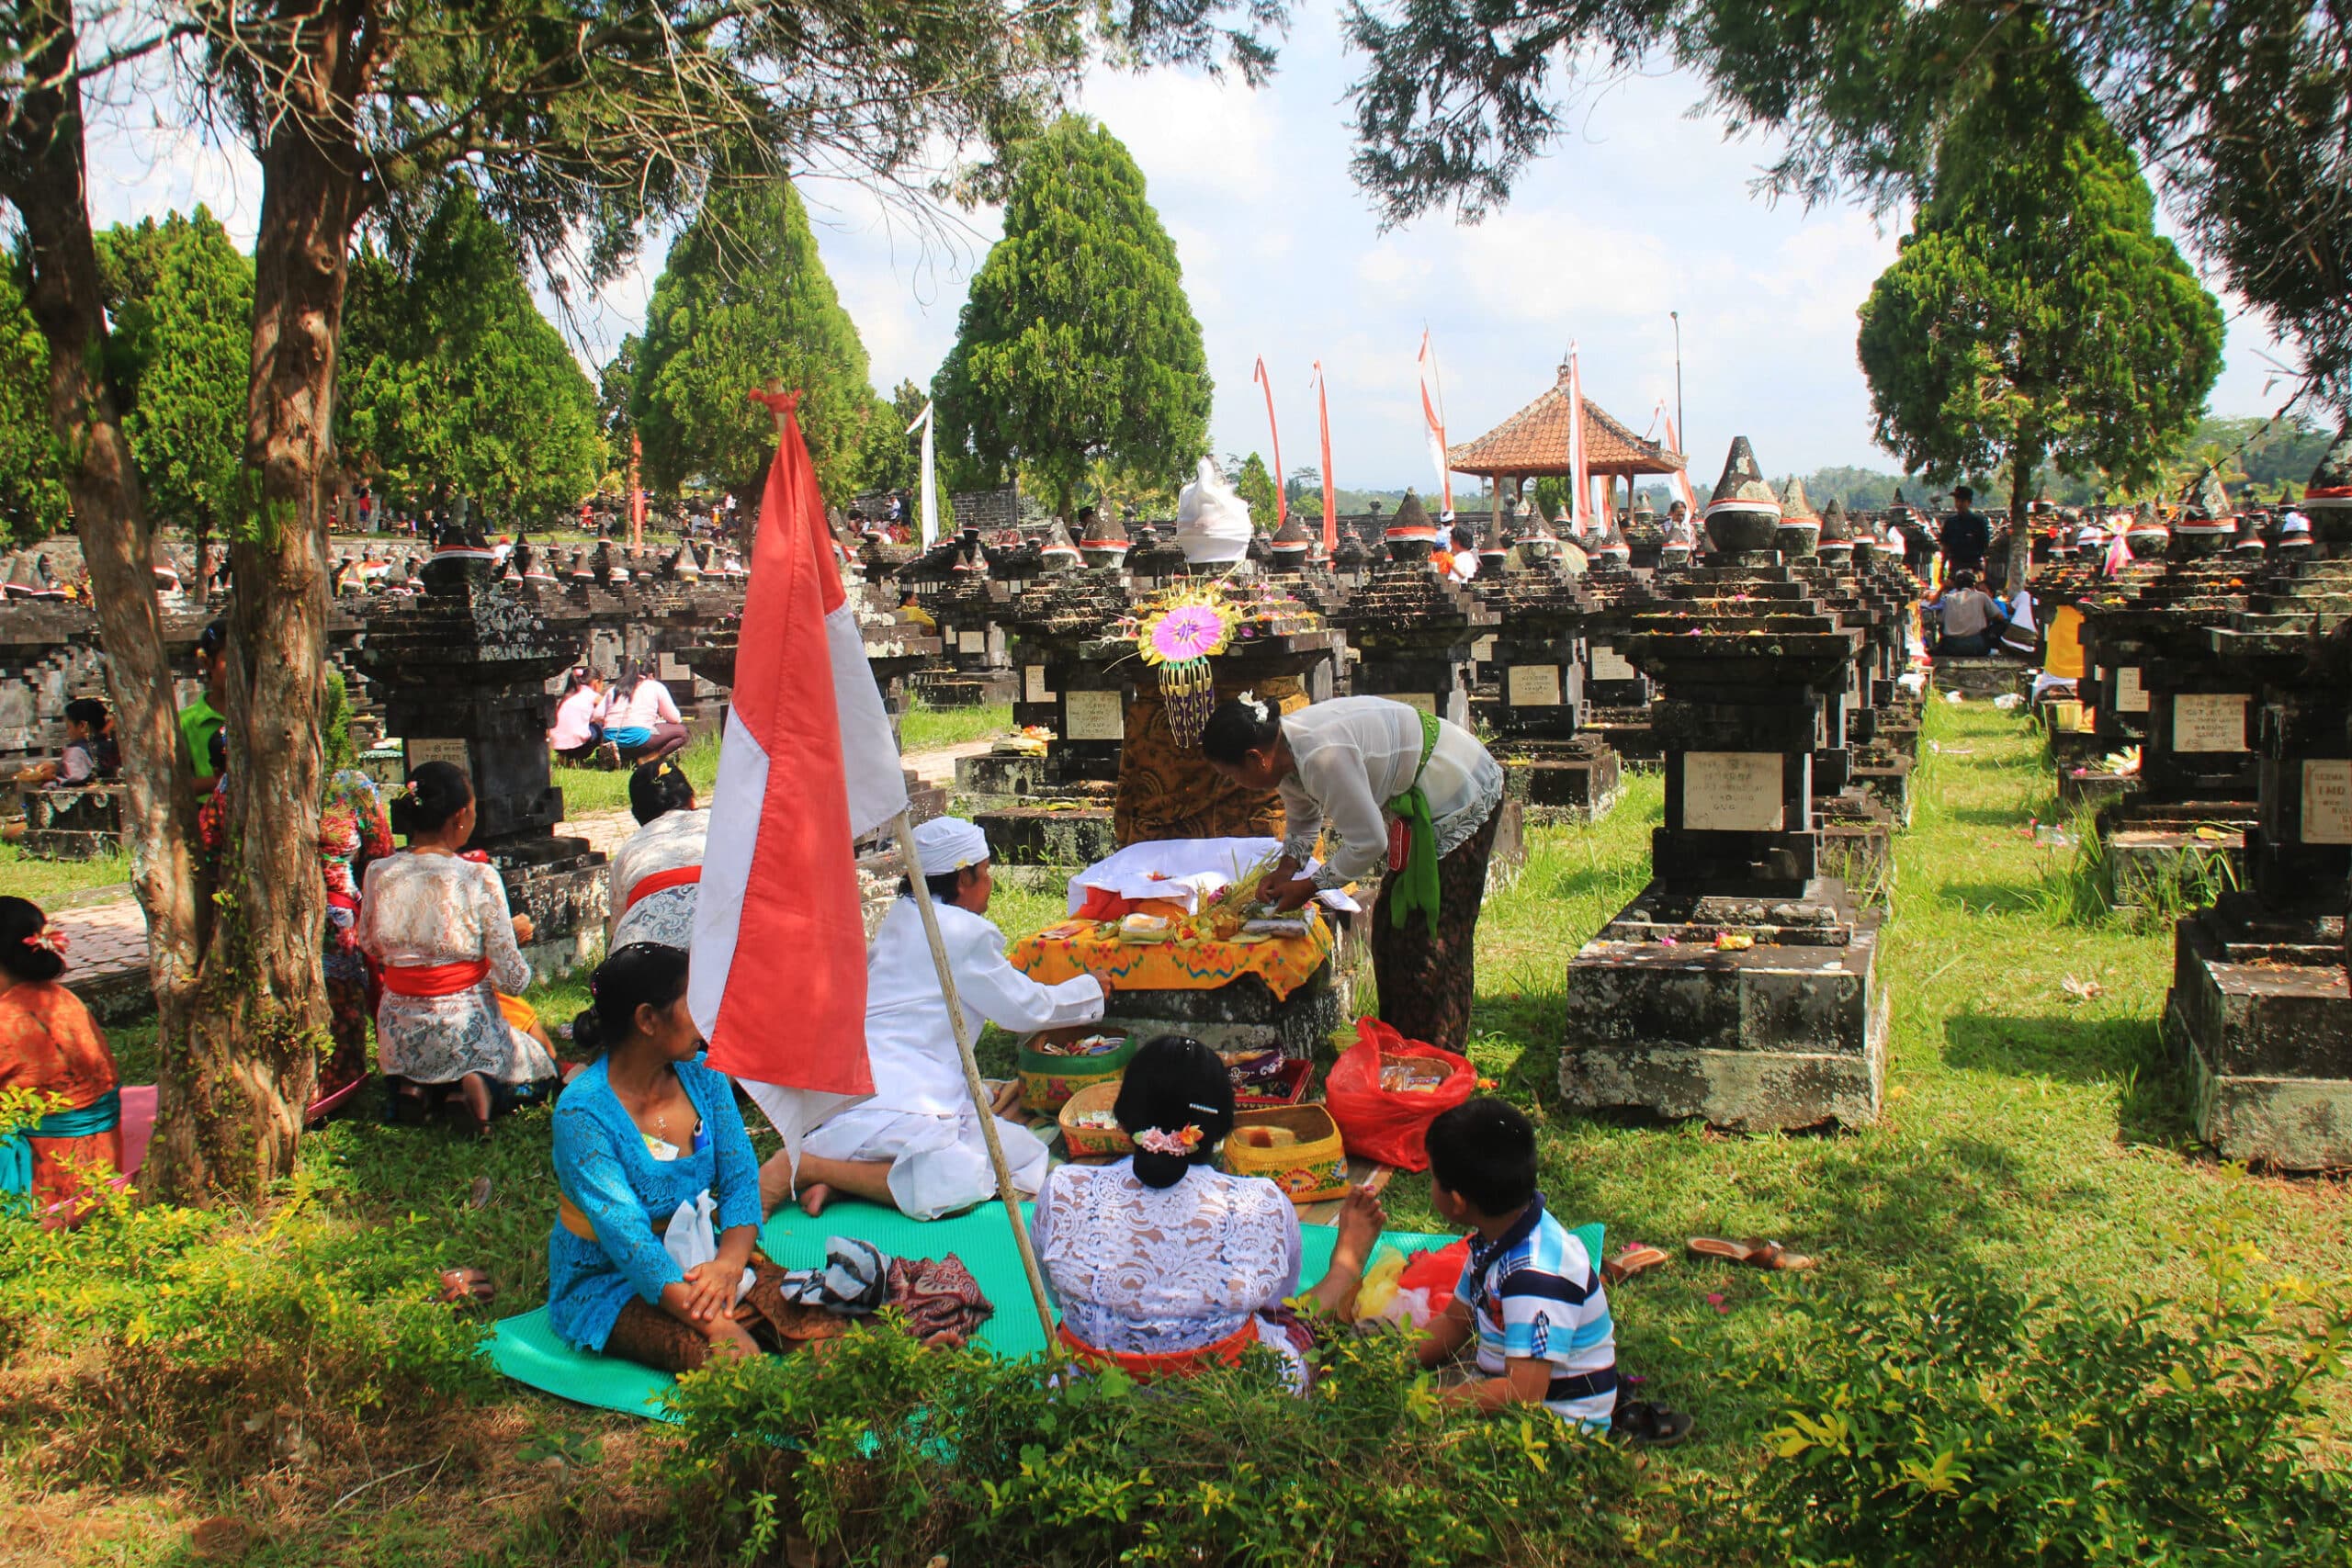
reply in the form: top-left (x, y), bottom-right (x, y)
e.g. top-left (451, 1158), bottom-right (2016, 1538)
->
top-left (1566, 346), bottom-right (1590, 536)
top-left (1252, 356), bottom-right (1287, 530)
top-left (1312, 360), bottom-right (1337, 555)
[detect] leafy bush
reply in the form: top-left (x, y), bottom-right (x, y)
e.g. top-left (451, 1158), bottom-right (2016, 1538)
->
top-left (662, 1317), bottom-right (1654, 1567)
top-left (1714, 1232), bottom-right (2352, 1567)
top-left (0, 1167), bottom-right (491, 1481)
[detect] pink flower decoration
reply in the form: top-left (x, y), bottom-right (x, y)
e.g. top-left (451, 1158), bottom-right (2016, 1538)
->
top-left (1150, 605), bottom-right (1227, 661)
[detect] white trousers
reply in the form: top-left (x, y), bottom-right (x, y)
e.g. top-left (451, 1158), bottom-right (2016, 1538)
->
top-left (799, 1104), bottom-right (1050, 1222)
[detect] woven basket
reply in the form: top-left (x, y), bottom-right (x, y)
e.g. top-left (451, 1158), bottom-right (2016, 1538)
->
top-left (1057, 1079), bottom-right (1134, 1160)
top-left (1218, 1103), bottom-right (1351, 1203)
top-left (1019, 1030), bottom-right (1136, 1111)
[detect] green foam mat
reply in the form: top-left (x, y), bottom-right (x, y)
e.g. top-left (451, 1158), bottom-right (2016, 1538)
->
top-left (484, 1196), bottom-right (1599, 1421)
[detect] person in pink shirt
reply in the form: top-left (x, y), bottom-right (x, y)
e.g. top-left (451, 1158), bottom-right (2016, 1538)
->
top-left (547, 668), bottom-right (606, 763)
top-left (602, 662), bottom-right (687, 763)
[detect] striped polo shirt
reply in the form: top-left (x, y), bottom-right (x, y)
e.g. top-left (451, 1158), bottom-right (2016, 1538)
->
top-left (1453, 1193), bottom-right (1616, 1429)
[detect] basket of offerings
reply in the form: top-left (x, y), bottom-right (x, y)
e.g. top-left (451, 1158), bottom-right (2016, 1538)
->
top-left (1218, 1104), bottom-right (1351, 1202)
top-left (1058, 1079), bottom-right (1134, 1160)
top-left (1220, 1046), bottom-right (1313, 1109)
top-left (1019, 1027), bottom-right (1136, 1111)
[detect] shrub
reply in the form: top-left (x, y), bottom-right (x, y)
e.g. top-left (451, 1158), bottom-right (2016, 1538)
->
top-left (1715, 1231), bottom-right (2352, 1567)
top-left (662, 1317), bottom-right (1655, 1567)
top-left (0, 1168), bottom-right (491, 1481)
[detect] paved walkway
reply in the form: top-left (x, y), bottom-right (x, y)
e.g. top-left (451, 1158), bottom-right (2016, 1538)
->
top-left (46, 740), bottom-right (994, 1011)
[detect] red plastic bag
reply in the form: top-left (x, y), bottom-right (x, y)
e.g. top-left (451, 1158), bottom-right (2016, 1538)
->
top-left (1396, 1237), bottom-right (1470, 1301)
top-left (1324, 1017), bottom-right (1476, 1171)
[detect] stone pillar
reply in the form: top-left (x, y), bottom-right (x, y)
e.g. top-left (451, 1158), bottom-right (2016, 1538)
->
top-left (357, 554), bottom-right (608, 976)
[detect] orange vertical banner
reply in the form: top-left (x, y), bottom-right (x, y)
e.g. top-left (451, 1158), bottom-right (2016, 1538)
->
top-left (1252, 356), bottom-right (1287, 530)
top-left (1312, 360), bottom-right (1337, 555)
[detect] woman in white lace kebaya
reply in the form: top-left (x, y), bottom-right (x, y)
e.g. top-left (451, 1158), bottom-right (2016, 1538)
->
top-left (358, 761), bottom-right (558, 1133)
top-left (1032, 1035), bottom-right (1384, 1386)
top-left (607, 761), bottom-right (707, 952)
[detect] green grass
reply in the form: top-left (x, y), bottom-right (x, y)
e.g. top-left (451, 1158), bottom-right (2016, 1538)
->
top-left (0, 840), bottom-right (131, 903)
top-left (549, 730), bottom-right (723, 819)
top-left (899, 697), bottom-right (1012, 754)
top-left (7, 698), bottom-right (2348, 1563)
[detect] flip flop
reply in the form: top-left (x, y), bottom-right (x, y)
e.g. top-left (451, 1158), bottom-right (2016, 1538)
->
top-left (1687, 1236), bottom-right (1817, 1271)
top-left (1601, 1242), bottom-right (1670, 1285)
top-left (1613, 1399), bottom-right (1694, 1449)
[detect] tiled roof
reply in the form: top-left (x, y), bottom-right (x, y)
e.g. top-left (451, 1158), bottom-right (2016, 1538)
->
top-left (1448, 367), bottom-right (1685, 477)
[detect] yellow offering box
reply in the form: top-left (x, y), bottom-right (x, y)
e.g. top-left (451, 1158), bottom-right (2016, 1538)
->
top-left (1218, 1104), bottom-right (1351, 1203)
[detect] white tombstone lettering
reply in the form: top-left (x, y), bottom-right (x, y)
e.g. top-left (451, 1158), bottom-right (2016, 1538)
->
top-left (1387, 693), bottom-right (1438, 715)
top-left (1507, 665), bottom-right (1564, 706)
top-left (1682, 750), bottom-right (1786, 831)
top-left (1023, 665), bottom-right (1050, 704)
top-left (2171, 692), bottom-right (2248, 753)
top-left (2302, 760), bottom-right (2352, 844)
top-left (408, 737), bottom-right (469, 770)
top-left (957, 630), bottom-right (985, 655)
top-left (1064, 689), bottom-right (1124, 741)
top-left (2115, 666), bottom-right (2149, 713)
top-left (1590, 645), bottom-right (1637, 682)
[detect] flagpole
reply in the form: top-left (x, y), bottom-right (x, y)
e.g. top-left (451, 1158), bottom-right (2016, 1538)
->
top-left (886, 808), bottom-right (1062, 1349)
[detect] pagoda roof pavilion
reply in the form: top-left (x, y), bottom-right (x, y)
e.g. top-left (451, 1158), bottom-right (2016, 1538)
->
top-left (1448, 363), bottom-right (1685, 479)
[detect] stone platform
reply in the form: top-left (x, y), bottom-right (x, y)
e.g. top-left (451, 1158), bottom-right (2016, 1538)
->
top-left (2098, 818), bottom-right (2248, 911)
top-left (1932, 656), bottom-right (2029, 700)
top-left (968, 804), bottom-right (1118, 867)
top-left (1498, 739), bottom-right (1625, 825)
top-left (17, 783), bottom-right (124, 861)
top-left (2059, 768), bottom-right (2141, 813)
top-left (1560, 881), bottom-right (1887, 1131)
top-left (2162, 894), bottom-right (2352, 1169)
top-left (1102, 964), bottom-right (1351, 1062)
top-left (914, 671), bottom-right (1017, 707)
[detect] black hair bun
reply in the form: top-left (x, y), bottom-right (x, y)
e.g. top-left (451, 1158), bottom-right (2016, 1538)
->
top-left (390, 759), bottom-right (473, 838)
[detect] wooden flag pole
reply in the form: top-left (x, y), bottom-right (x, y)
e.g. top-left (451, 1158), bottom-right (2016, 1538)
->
top-left (887, 810), bottom-right (1063, 1350)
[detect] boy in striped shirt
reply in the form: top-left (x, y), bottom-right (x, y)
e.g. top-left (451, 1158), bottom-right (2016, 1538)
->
top-left (1415, 1099), bottom-right (1688, 1443)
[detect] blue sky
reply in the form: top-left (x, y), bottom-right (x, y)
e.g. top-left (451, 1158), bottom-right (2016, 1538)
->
top-left (84, 6), bottom-right (2288, 490)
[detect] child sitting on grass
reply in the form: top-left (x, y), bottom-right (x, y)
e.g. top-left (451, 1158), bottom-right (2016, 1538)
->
top-left (1414, 1098), bottom-right (1690, 1446)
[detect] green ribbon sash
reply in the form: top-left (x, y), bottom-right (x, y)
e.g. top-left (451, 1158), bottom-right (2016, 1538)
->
top-left (1, 1087), bottom-right (121, 1206)
top-left (1385, 710), bottom-right (1443, 936)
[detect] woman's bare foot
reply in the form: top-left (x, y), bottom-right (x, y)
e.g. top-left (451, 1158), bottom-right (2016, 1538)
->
top-left (457, 1072), bottom-right (493, 1134)
top-left (1307, 1184), bottom-right (1388, 1319)
top-left (797, 1181), bottom-right (833, 1218)
top-left (704, 1320), bottom-right (761, 1362)
top-left (436, 1266), bottom-right (496, 1307)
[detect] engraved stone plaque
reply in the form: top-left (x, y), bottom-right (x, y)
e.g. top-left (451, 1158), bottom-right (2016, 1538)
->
top-left (2171, 692), bottom-right (2247, 753)
top-left (407, 737), bottom-right (469, 770)
top-left (2302, 760), bottom-right (2352, 844)
top-left (1023, 665), bottom-right (1050, 704)
top-left (1506, 665), bottom-right (1564, 706)
top-left (1387, 693), bottom-right (1438, 715)
top-left (1681, 750), bottom-right (1785, 832)
top-left (957, 630), bottom-right (985, 655)
top-left (2115, 665), bottom-right (2149, 713)
top-left (1064, 689), bottom-right (1124, 741)
top-left (1590, 645), bottom-right (1637, 682)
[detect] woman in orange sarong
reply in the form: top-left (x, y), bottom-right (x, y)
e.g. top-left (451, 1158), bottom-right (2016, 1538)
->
top-left (0, 897), bottom-right (122, 1213)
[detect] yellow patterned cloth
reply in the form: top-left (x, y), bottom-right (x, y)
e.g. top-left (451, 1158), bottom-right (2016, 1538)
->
top-left (1009, 913), bottom-right (1334, 1001)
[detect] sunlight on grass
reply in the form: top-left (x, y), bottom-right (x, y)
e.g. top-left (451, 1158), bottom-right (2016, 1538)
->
top-left (900, 697), bottom-right (1012, 753)
top-left (550, 729), bottom-right (723, 818)
top-left (0, 840), bottom-right (131, 902)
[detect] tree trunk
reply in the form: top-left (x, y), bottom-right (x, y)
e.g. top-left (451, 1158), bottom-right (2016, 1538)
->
top-left (2007, 437), bottom-right (2041, 595)
top-left (153, 30), bottom-right (377, 1201)
top-left (2, 0), bottom-right (211, 1167)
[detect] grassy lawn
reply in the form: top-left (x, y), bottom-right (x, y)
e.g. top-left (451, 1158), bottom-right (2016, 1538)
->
top-left (548, 730), bottom-right (724, 819)
top-left (4, 698), bottom-right (2343, 1563)
top-left (899, 696), bottom-right (1012, 754)
top-left (0, 840), bottom-right (131, 903)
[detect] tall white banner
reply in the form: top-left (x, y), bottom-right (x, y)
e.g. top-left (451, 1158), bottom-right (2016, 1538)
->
top-left (905, 400), bottom-right (939, 548)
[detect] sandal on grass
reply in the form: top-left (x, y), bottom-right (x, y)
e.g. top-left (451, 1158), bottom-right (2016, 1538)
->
top-left (1601, 1242), bottom-right (1670, 1285)
top-left (1614, 1399), bottom-right (1694, 1449)
top-left (1686, 1236), bottom-right (1817, 1271)
top-left (436, 1267), bottom-right (496, 1307)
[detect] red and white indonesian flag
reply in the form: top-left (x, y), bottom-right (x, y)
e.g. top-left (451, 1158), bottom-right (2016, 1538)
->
top-left (693, 389), bottom-right (906, 1152)
top-left (1418, 330), bottom-right (1455, 521)
top-left (1665, 415), bottom-right (1701, 518)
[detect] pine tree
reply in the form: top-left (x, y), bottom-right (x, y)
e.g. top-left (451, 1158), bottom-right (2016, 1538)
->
top-left (0, 264), bottom-right (65, 544)
top-left (97, 207), bottom-right (254, 542)
top-left (631, 176), bottom-right (874, 509)
top-left (935, 116), bottom-right (1210, 522)
top-left (338, 188), bottom-right (602, 523)
top-left (1857, 47), bottom-right (2222, 583)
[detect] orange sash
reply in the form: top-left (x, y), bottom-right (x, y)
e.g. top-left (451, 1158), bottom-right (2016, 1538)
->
top-left (379, 958), bottom-right (491, 997)
top-left (623, 864), bottom-right (702, 914)
top-left (1056, 1320), bottom-right (1258, 1382)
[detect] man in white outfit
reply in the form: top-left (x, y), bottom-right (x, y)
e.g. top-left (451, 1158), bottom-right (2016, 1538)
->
top-left (758, 817), bottom-right (1105, 1221)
